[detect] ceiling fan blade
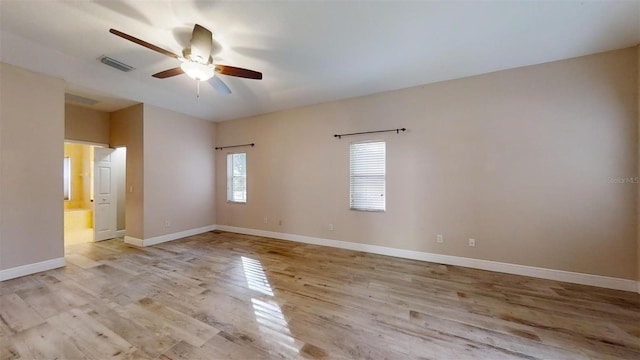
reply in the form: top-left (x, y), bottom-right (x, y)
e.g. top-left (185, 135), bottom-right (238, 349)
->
top-left (109, 29), bottom-right (178, 59)
top-left (190, 24), bottom-right (213, 63)
top-left (209, 76), bottom-right (231, 95)
top-left (214, 65), bottom-right (262, 80)
top-left (152, 67), bottom-right (184, 78)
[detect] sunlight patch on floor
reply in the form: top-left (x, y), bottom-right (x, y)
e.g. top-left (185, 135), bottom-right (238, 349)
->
top-left (241, 256), bottom-right (301, 355)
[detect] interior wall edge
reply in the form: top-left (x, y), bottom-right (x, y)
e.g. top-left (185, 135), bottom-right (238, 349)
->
top-left (215, 225), bottom-right (639, 293)
top-left (123, 236), bottom-right (143, 247)
top-left (636, 43), bottom-right (640, 283)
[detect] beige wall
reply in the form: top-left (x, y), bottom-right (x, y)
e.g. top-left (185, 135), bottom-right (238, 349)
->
top-left (0, 63), bottom-right (65, 270)
top-left (637, 45), bottom-right (640, 283)
top-left (143, 104), bottom-right (216, 238)
top-left (110, 104), bottom-right (144, 239)
top-left (65, 104), bottom-right (110, 144)
top-left (216, 47), bottom-right (639, 280)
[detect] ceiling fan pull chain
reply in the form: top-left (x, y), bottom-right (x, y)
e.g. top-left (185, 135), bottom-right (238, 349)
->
top-left (196, 80), bottom-right (200, 99)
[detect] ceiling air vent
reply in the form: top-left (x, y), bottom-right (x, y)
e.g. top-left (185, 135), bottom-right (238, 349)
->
top-left (99, 55), bottom-right (135, 72)
top-left (65, 93), bottom-right (99, 106)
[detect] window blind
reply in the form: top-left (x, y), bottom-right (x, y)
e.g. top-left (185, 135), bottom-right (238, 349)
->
top-left (227, 153), bottom-right (247, 203)
top-left (350, 141), bottom-right (385, 211)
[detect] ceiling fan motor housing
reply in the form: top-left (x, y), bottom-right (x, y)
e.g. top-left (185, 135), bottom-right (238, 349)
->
top-left (182, 48), bottom-right (214, 65)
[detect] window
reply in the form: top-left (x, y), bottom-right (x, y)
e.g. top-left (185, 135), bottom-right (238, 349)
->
top-left (63, 157), bottom-right (71, 200)
top-left (350, 141), bottom-right (385, 211)
top-left (227, 153), bottom-right (247, 203)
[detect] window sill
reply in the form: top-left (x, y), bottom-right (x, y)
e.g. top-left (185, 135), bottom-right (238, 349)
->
top-left (350, 208), bottom-right (385, 212)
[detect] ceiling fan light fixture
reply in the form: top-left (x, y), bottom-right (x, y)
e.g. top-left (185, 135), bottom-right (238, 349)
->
top-left (180, 61), bottom-right (214, 81)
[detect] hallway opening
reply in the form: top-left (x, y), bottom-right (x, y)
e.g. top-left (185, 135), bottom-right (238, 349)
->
top-left (63, 142), bottom-right (126, 245)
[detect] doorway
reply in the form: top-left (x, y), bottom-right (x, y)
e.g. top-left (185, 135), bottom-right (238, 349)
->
top-left (63, 142), bottom-right (126, 246)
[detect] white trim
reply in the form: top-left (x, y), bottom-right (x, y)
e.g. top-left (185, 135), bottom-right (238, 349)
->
top-left (216, 225), bottom-right (638, 293)
top-left (64, 139), bottom-right (110, 147)
top-left (0, 258), bottom-right (66, 282)
top-left (115, 230), bottom-right (126, 238)
top-left (123, 236), bottom-right (144, 247)
top-left (124, 225), bottom-right (216, 247)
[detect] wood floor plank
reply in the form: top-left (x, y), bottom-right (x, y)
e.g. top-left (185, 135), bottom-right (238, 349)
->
top-left (16, 282), bottom-right (87, 319)
top-left (0, 322), bottom-right (88, 360)
top-left (83, 301), bottom-right (179, 358)
top-left (1, 231), bottom-right (638, 359)
top-left (46, 308), bottom-right (138, 359)
top-left (65, 253), bottom-right (103, 269)
top-left (407, 309), bottom-right (577, 359)
top-left (120, 297), bottom-right (219, 347)
top-left (161, 335), bottom-right (271, 360)
top-left (0, 293), bottom-right (45, 334)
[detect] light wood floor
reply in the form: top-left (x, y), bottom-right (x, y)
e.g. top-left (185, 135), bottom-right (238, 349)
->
top-left (64, 227), bottom-right (93, 246)
top-left (1, 231), bottom-right (639, 359)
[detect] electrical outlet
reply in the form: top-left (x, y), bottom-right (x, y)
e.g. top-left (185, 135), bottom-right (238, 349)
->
top-left (278, 220), bottom-right (282, 226)
top-left (468, 238), bottom-right (476, 247)
top-left (263, 217), bottom-right (268, 224)
top-left (329, 223), bottom-right (334, 231)
top-left (436, 234), bottom-right (443, 243)
top-left (165, 220), bottom-right (171, 228)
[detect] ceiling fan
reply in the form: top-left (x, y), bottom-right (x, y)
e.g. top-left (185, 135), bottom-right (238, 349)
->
top-left (109, 24), bottom-right (262, 97)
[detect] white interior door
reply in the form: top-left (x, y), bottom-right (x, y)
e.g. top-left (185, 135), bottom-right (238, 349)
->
top-left (94, 147), bottom-right (117, 241)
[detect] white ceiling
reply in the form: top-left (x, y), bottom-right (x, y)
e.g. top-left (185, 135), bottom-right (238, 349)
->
top-left (1, 1), bottom-right (639, 122)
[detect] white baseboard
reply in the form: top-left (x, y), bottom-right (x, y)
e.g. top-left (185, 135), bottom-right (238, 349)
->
top-left (215, 225), bottom-right (639, 293)
top-left (115, 230), bottom-right (126, 238)
top-left (123, 236), bottom-right (144, 247)
top-left (124, 225), bottom-right (216, 247)
top-left (0, 257), bottom-right (66, 282)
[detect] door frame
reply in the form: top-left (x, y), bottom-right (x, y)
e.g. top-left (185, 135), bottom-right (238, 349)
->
top-left (63, 140), bottom-right (109, 243)
top-left (63, 140), bottom-right (127, 243)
